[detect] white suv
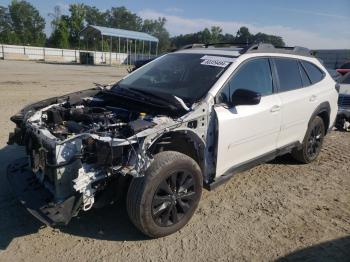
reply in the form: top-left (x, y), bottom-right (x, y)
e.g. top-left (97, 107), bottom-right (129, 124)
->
top-left (8, 43), bottom-right (338, 238)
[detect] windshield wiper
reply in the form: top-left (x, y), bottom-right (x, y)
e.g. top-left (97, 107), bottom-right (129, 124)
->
top-left (105, 87), bottom-right (179, 111)
top-left (128, 87), bottom-right (189, 111)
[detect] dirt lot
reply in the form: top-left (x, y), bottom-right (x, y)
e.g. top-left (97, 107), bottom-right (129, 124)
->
top-left (0, 60), bottom-right (349, 262)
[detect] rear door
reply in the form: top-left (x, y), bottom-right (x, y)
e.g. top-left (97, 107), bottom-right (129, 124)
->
top-left (273, 58), bottom-right (320, 148)
top-left (214, 57), bottom-right (282, 177)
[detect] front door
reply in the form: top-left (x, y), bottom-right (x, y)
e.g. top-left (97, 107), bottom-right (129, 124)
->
top-left (214, 57), bottom-right (282, 177)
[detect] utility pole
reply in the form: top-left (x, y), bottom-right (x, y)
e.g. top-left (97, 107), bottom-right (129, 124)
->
top-left (134, 40), bottom-right (137, 64)
top-left (1, 44), bottom-right (4, 60)
top-left (110, 36), bottom-right (112, 66)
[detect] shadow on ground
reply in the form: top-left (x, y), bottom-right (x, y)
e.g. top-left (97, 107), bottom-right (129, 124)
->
top-left (36, 61), bottom-right (114, 67)
top-left (0, 145), bottom-right (43, 250)
top-left (0, 145), bottom-right (146, 250)
top-left (276, 236), bottom-right (350, 262)
top-left (269, 154), bottom-right (303, 166)
top-left (1, 144), bottom-right (348, 259)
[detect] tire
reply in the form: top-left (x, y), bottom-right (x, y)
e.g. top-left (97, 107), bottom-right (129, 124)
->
top-left (126, 151), bottom-right (203, 238)
top-left (292, 116), bottom-right (325, 163)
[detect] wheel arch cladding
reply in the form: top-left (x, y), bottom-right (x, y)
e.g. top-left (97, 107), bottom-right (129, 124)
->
top-left (148, 131), bottom-right (205, 173)
top-left (309, 102), bottom-right (331, 134)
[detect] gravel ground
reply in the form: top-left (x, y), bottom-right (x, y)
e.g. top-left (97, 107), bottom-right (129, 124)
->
top-left (0, 60), bottom-right (349, 262)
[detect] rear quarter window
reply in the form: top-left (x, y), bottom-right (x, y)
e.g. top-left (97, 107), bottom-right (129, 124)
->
top-left (301, 61), bottom-right (325, 84)
top-left (298, 61), bottom-right (312, 87)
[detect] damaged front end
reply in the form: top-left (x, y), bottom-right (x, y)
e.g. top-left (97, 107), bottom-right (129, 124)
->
top-left (7, 87), bottom-right (197, 226)
top-left (7, 51), bottom-right (230, 228)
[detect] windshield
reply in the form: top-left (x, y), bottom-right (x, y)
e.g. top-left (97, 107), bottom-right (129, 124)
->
top-left (113, 53), bottom-right (235, 104)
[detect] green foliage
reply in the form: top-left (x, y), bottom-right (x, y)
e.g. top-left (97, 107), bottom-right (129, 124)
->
top-left (200, 28), bottom-right (212, 43)
top-left (49, 16), bottom-right (69, 48)
top-left (210, 26), bottom-right (223, 43)
top-left (1, 2), bottom-right (286, 53)
top-left (235, 26), bottom-right (254, 44)
top-left (0, 6), bottom-right (12, 43)
top-left (171, 26), bottom-right (227, 47)
top-left (106, 7), bottom-right (142, 31)
top-left (101, 38), bottom-right (110, 52)
top-left (234, 27), bottom-right (285, 46)
top-left (0, 6), bottom-right (8, 32)
top-left (253, 32), bottom-right (285, 47)
top-left (0, 0), bottom-right (46, 46)
top-left (142, 18), bottom-right (170, 52)
top-left (171, 26), bottom-right (285, 48)
top-left (84, 6), bottom-right (108, 26)
top-left (68, 4), bottom-right (86, 48)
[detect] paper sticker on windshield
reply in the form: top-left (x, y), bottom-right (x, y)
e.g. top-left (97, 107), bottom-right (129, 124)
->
top-left (200, 55), bottom-right (235, 67)
top-left (201, 59), bottom-right (229, 68)
top-left (200, 55), bottom-right (236, 63)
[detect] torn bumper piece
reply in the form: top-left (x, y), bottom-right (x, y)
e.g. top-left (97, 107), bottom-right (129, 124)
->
top-left (7, 158), bottom-right (77, 226)
top-left (336, 108), bottom-right (350, 131)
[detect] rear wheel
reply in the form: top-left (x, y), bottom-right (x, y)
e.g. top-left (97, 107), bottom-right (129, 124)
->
top-left (126, 151), bottom-right (202, 238)
top-left (292, 116), bottom-right (325, 163)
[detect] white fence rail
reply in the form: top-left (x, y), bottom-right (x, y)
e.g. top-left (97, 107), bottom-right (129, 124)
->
top-left (0, 44), bottom-right (155, 65)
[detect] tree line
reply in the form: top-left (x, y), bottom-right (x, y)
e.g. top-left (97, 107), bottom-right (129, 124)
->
top-left (0, 0), bottom-right (285, 54)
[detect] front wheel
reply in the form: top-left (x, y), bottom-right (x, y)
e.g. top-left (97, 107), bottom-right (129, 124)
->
top-left (126, 151), bottom-right (203, 238)
top-left (292, 116), bottom-right (325, 163)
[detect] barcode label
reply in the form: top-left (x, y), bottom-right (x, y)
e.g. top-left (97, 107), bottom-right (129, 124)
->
top-left (201, 59), bottom-right (230, 67)
top-left (200, 55), bottom-right (236, 63)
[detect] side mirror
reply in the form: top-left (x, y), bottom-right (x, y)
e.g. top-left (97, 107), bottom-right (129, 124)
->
top-left (231, 89), bottom-right (261, 106)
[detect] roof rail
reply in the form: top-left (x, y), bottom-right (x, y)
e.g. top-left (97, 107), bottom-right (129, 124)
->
top-left (175, 42), bottom-right (252, 51)
top-left (242, 43), bottom-right (312, 57)
top-left (204, 42), bottom-right (252, 48)
top-left (180, 43), bottom-right (206, 50)
top-left (175, 42), bottom-right (312, 57)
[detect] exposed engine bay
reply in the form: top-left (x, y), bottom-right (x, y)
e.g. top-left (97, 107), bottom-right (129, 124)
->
top-left (7, 87), bottom-right (210, 225)
top-left (40, 102), bottom-right (156, 140)
top-left (25, 92), bottom-right (174, 208)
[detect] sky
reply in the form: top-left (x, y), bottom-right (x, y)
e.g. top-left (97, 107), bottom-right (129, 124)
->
top-left (1, 0), bottom-right (349, 49)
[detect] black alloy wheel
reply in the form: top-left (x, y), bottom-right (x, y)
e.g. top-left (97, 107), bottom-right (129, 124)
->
top-left (292, 116), bottom-right (325, 163)
top-left (306, 122), bottom-right (324, 159)
top-left (152, 171), bottom-right (197, 227)
top-left (127, 151), bottom-right (202, 238)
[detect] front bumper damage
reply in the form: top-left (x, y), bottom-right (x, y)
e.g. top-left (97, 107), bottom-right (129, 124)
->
top-left (7, 157), bottom-right (79, 226)
top-left (6, 88), bottom-right (211, 226)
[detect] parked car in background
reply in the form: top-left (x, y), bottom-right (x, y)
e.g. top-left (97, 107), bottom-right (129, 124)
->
top-left (336, 61), bottom-right (350, 75)
top-left (128, 58), bottom-right (156, 73)
top-left (336, 72), bottom-right (350, 131)
top-left (327, 68), bottom-right (342, 82)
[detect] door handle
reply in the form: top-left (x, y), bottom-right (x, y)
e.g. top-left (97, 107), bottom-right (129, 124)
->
top-left (310, 95), bottom-right (317, 102)
top-left (270, 105), bottom-right (281, 112)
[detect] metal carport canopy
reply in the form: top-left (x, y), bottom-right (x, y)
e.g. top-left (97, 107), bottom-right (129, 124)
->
top-left (80, 25), bottom-right (159, 42)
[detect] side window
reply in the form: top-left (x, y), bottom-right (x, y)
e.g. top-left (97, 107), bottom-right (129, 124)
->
top-left (217, 58), bottom-right (273, 104)
top-left (298, 61), bottom-right (312, 87)
top-left (275, 58), bottom-right (303, 92)
top-left (301, 61), bottom-right (324, 84)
